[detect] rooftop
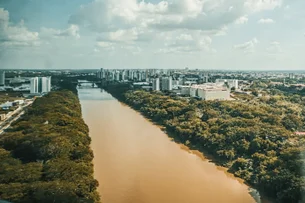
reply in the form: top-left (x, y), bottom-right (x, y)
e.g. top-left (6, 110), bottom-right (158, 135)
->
top-left (191, 83), bottom-right (228, 91)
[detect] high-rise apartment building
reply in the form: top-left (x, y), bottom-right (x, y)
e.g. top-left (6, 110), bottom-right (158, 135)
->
top-left (0, 70), bottom-right (5, 86)
top-left (161, 77), bottom-right (172, 91)
top-left (152, 78), bottom-right (160, 91)
top-left (30, 77), bottom-right (51, 94)
top-left (30, 77), bottom-right (38, 94)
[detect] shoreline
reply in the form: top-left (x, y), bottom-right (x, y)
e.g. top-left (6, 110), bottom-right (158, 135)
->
top-left (111, 90), bottom-right (271, 203)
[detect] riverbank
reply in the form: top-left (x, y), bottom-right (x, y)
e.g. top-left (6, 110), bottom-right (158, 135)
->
top-left (0, 90), bottom-right (100, 203)
top-left (104, 84), bottom-right (304, 203)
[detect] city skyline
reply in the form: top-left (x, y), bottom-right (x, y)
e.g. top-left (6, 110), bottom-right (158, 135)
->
top-left (1, 0), bottom-right (305, 70)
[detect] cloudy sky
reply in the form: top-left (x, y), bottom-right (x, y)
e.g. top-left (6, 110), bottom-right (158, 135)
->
top-left (0, 0), bottom-right (304, 70)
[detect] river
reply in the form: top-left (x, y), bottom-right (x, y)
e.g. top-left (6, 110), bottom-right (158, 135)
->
top-left (78, 87), bottom-right (257, 203)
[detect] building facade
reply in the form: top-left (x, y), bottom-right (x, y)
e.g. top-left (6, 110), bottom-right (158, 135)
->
top-left (190, 84), bottom-right (230, 101)
top-left (161, 77), bottom-right (173, 91)
top-left (30, 77), bottom-right (51, 94)
top-left (152, 78), bottom-right (160, 91)
top-left (0, 70), bottom-right (5, 86)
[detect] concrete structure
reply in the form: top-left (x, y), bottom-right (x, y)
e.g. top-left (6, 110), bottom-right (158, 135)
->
top-left (41, 77), bottom-right (51, 93)
top-left (190, 84), bottom-right (230, 101)
top-left (161, 77), bottom-right (172, 91)
top-left (152, 78), bottom-right (160, 91)
top-left (179, 86), bottom-right (191, 95)
top-left (30, 77), bottom-right (51, 94)
top-left (216, 79), bottom-right (239, 90)
top-left (30, 77), bottom-right (39, 94)
top-left (97, 68), bottom-right (105, 79)
top-left (0, 70), bottom-right (5, 86)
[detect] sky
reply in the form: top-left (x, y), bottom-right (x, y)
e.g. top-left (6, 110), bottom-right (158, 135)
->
top-left (0, 0), bottom-right (304, 70)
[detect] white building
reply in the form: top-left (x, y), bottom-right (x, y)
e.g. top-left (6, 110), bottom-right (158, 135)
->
top-left (0, 70), bottom-right (5, 86)
top-left (41, 77), bottom-right (51, 93)
top-left (161, 77), bottom-right (172, 91)
top-left (152, 78), bottom-right (160, 91)
top-left (97, 68), bottom-right (105, 79)
top-left (115, 71), bottom-right (120, 81)
top-left (216, 79), bottom-right (239, 90)
top-left (30, 77), bottom-right (51, 94)
top-left (128, 70), bottom-right (134, 80)
top-left (30, 77), bottom-right (39, 94)
top-left (190, 83), bottom-right (230, 101)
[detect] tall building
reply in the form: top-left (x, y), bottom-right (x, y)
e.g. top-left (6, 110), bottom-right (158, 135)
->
top-left (161, 77), bottom-right (172, 91)
top-left (121, 70), bottom-right (126, 81)
top-left (152, 78), bottom-right (160, 91)
top-left (114, 71), bottom-right (120, 81)
top-left (0, 70), bottom-right (5, 86)
top-left (30, 77), bottom-right (39, 94)
top-left (30, 77), bottom-right (51, 94)
top-left (40, 77), bottom-right (51, 93)
top-left (97, 68), bottom-right (105, 79)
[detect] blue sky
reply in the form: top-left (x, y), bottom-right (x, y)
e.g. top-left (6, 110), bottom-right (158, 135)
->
top-left (0, 0), bottom-right (304, 70)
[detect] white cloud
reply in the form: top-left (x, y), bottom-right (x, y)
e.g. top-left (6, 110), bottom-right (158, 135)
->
top-left (0, 8), bottom-right (39, 47)
top-left (97, 28), bottom-right (140, 43)
top-left (97, 41), bottom-right (113, 48)
top-left (68, 0), bottom-right (284, 55)
top-left (234, 38), bottom-right (258, 53)
top-left (156, 31), bottom-right (214, 54)
top-left (266, 41), bottom-right (282, 53)
top-left (235, 16), bottom-right (249, 24)
top-left (40, 24), bottom-right (80, 39)
top-left (69, 0), bottom-right (261, 34)
top-left (258, 18), bottom-right (275, 24)
top-left (244, 0), bottom-right (282, 12)
top-left (93, 48), bottom-right (100, 53)
top-left (0, 8), bottom-right (9, 22)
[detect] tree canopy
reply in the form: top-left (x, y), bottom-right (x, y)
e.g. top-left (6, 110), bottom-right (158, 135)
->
top-left (106, 84), bottom-right (305, 203)
top-left (0, 90), bottom-right (100, 203)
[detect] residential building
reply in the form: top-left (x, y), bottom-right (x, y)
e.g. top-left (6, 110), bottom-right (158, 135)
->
top-left (30, 77), bottom-right (51, 94)
top-left (41, 77), bottom-right (51, 93)
top-left (115, 71), bottom-right (120, 81)
top-left (0, 70), bottom-right (5, 86)
top-left (152, 78), bottom-right (160, 91)
top-left (97, 68), bottom-right (105, 79)
top-left (30, 77), bottom-right (39, 94)
top-left (161, 77), bottom-right (172, 91)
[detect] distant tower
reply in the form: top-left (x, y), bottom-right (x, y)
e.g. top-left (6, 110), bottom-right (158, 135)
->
top-left (152, 78), bottom-right (160, 91)
top-left (0, 70), bottom-right (5, 86)
top-left (30, 77), bottom-right (39, 94)
top-left (30, 77), bottom-right (51, 94)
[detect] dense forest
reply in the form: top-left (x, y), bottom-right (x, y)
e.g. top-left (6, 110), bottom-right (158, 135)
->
top-left (105, 84), bottom-right (305, 203)
top-left (0, 87), bottom-right (100, 202)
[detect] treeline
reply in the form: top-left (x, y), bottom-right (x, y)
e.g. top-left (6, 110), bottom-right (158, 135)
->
top-left (0, 90), bottom-right (100, 203)
top-left (105, 84), bottom-right (305, 203)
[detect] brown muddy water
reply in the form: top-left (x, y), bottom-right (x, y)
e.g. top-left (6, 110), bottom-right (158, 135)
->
top-left (78, 87), bottom-right (258, 203)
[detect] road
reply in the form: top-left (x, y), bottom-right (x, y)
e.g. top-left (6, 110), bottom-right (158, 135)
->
top-left (0, 100), bottom-right (33, 134)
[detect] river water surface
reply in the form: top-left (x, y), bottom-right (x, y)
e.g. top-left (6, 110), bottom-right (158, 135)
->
top-left (78, 87), bottom-right (256, 203)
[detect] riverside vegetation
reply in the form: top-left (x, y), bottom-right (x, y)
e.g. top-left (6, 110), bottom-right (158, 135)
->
top-left (0, 83), bottom-right (100, 202)
top-left (105, 84), bottom-right (305, 203)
